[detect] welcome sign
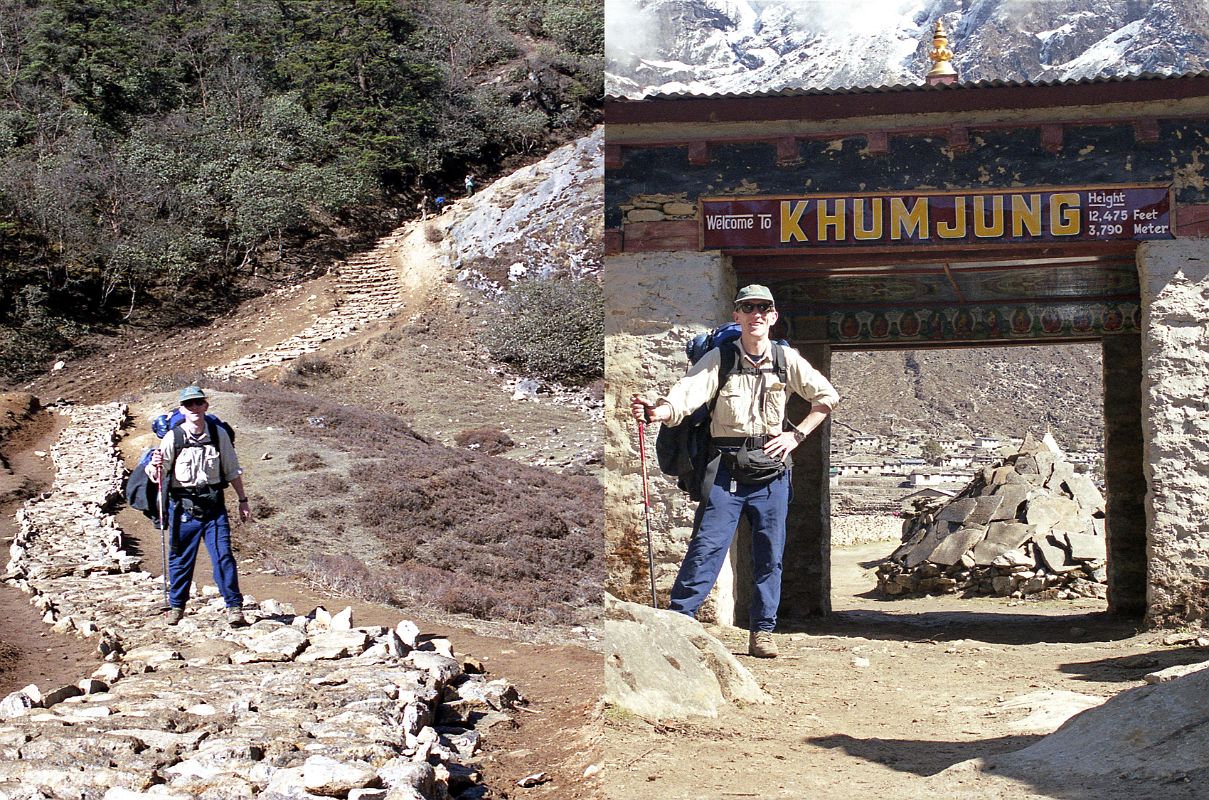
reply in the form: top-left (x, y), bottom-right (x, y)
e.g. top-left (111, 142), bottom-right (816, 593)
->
top-left (699, 186), bottom-right (1173, 249)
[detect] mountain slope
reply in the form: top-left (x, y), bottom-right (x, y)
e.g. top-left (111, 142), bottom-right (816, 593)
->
top-left (606, 0), bottom-right (1209, 96)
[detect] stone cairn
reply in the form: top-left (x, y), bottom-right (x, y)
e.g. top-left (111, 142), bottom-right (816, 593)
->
top-left (1, 403), bottom-right (520, 799)
top-left (877, 433), bottom-right (1108, 600)
top-left (209, 229), bottom-right (408, 381)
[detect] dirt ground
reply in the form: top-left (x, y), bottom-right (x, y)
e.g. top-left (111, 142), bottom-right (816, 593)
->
top-left (603, 539), bottom-right (1208, 800)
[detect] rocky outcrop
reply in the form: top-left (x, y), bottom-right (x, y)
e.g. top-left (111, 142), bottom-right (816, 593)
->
top-left (604, 593), bottom-right (767, 720)
top-left (939, 663), bottom-right (1209, 798)
top-left (1, 403), bottom-right (516, 799)
top-left (877, 433), bottom-right (1107, 600)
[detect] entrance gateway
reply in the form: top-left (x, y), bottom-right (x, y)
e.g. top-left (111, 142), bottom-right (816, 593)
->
top-left (603, 70), bottom-right (1209, 627)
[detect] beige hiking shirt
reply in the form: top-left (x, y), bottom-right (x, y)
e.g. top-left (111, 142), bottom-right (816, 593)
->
top-left (159, 424), bottom-right (243, 490)
top-left (656, 342), bottom-right (839, 438)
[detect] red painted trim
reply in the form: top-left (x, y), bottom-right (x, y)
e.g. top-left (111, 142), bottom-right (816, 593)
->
top-left (605, 74), bottom-right (1209, 126)
top-left (776, 137), bottom-right (797, 164)
top-left (1134, 119), bottom-right (1160, 144)
top-left (947, 125), bottom-right (969, 152)
top-left (688, 141), bottom-right (709, 166)
top-left (1176, 204), bottom-right (1209, 236)
top-left (604, 229), bottom-right (623, 255)
top-left (621, 220), bottom-right (699, 252)
top-left (1041, 124), bottom-right (1064, 154)
top-left (866, 131), bottom-right (889, 154)
top-left (605, 144), bottom-right (622, 170)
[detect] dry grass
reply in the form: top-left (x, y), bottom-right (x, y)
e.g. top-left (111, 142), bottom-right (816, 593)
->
top-left (238, 383), bottom-right (602, 625)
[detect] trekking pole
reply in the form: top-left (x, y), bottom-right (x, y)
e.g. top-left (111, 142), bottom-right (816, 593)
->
top-left (636, 419), bottom-right (658, 608)
top-left (155, 469), bottom-right (170, 610)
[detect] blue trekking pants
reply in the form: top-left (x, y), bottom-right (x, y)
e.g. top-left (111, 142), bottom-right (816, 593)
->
top-left (669, 460), bottom-right (790, 632)
top-left (167, 501), bottom-right (243, 609)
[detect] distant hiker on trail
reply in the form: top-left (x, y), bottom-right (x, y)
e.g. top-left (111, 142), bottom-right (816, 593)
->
top-left (630, 284), bottom-right (838, 658)
top-left (145, 386), bottom-right (251, 628)
top-left (464, 173), bottom-right (476, 195)
top-left (435, 195), bottom-right (447, 214)
top-left (417, 193), bottom-right (430, 221)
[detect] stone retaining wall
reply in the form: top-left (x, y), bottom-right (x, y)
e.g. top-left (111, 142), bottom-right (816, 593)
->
top-left (1, 403), bottom-right (517, 799)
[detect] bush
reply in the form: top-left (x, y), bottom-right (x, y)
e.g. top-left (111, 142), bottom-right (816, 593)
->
top-left (484, 278), bottom-right (602, 385)
top-left (541, 0), bottom-right (602, 57)
top-left (454, 426), bottom-right (515, 455)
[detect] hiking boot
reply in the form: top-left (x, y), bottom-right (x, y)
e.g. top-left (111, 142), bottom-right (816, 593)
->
top-left (166, 607), bottom-right (184, 626)
top-left (748, 630), bottom-right (778, 658)
top-left (226, 607), bottom-right (247, 628)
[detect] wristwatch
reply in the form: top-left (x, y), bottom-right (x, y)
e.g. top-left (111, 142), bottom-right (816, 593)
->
top-left (792, 429), bottom-right (807, 444)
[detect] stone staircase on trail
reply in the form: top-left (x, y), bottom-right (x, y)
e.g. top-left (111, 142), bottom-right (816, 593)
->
top-left (208, 229), bottom-right (410, 381)
top-left (0, 403), bottom-right (519, 799)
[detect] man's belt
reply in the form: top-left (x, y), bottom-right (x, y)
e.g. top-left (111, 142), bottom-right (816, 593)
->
top-left (169, 484), bottom-right (223, 499)
top-left (714, 435), bottom-right (774, 449)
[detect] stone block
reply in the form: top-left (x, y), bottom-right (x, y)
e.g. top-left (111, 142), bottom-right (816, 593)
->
top-left (966, 494), bottom-right (1004, 526)
top-left (929, 526), bottom-right (989, 566)
top-left (938, 498), bottom-right (978, 524)
top-left (990, 485), bottom-right (1029, 520)
top-left (971, 540), bottom-right (1014, 566)
top-left (663, 202), bottom-right (696, 217)
top-left (1064, 473), bottom-right (1105, 514)
top-left (626, 208), bottom-right (665, 223)
top-left (1032, 534), bottom-right (1078, 573)
top-left (986, 521), bottom-right (1035, 550)
top-left (604, 594), bottom-right (767, 720)
top-left (1065, 532), bottom-right (1107, 562)
top-left (1024, 495), bottom-right (1082, 532)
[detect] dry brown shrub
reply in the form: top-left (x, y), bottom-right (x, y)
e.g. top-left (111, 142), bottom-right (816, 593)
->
top-left (453, 426), bottom-right (515, 455)
top-left (238, 384), bottom-right (602, 625)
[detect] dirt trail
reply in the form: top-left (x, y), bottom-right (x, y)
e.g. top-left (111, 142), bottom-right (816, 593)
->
top-left (604, 540), bottom-right (1203, 800)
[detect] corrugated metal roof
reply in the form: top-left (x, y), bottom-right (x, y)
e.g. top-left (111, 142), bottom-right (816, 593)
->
top-left (605, 70), bottom-right (1209, 103)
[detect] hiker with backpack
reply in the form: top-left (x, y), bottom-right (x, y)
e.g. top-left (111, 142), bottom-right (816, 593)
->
top-left (629, 284), bottom-right (838, 658)
top-left (144, 386), bottom-right (251, 627)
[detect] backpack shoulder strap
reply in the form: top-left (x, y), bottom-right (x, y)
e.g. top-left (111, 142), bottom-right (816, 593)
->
top-left (772, 342), bottom-right (788, 383)
top-left (707, 344), bottom-right (739, 414)
top-left (207, 418), bottom-right (226, 480)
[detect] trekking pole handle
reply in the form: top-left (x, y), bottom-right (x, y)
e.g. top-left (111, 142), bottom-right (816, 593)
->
top-left (637, 420), bottom-right (651, 509)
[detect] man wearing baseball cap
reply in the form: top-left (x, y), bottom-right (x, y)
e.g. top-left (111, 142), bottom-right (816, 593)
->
top-left (631, 284), bottom-right (838, 657)
top-left (146, 386), bottom-right (251, 627)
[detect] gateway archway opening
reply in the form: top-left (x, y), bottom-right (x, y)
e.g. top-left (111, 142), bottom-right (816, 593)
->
top-left (721, 243), bottom-right (1150, 630)
top-left (826, 342), bottom-right (1110, 619)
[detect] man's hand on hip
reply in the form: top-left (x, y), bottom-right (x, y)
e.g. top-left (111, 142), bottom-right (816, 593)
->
top-left (763, 431), bottom-right (801, 461)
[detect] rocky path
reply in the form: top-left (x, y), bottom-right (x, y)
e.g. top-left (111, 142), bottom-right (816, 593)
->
top-left (0, 403), bottom-right (518, 799)
top-left (208, 230), bottom-right (411, 381)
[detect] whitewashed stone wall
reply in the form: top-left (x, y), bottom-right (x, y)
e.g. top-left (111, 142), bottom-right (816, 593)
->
top-left (603, 251), bottom-right (734, 615)
top-left (1138, 238), bottom-right (1209, 625)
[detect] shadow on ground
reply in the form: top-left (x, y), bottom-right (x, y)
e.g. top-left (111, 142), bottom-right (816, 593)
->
top-left (779, 609), bottom-right (1142, 645)
top-left (806, 732), bottom-right (1039, 777)
top-left (1059, 646), bottom-right (1209, 682)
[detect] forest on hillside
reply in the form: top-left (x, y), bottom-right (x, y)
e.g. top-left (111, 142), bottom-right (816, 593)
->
top-left (0, 0), bottom-right (602, 380)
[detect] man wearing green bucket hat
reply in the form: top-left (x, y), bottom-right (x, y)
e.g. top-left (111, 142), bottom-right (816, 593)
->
top-left (631, 284), bottom-right (838, 658)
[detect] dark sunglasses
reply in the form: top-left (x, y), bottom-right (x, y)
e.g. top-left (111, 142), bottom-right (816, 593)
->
top-left (182, 399), bottom-right (207, 408)
top-left (737, 302), bottom-right (774, 314)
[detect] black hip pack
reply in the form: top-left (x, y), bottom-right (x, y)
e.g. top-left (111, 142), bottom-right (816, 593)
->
top-left (720, 444), bottom-right (786, 486)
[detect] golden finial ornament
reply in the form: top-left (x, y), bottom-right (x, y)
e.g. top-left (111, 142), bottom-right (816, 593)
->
top-left (926, 19), bottom-right (959, 85)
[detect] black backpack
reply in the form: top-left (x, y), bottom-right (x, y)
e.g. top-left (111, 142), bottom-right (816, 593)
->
top-left (124, 417), bottom-right (232, 525)
top-left (654, 328), bottom-right (788, 501)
